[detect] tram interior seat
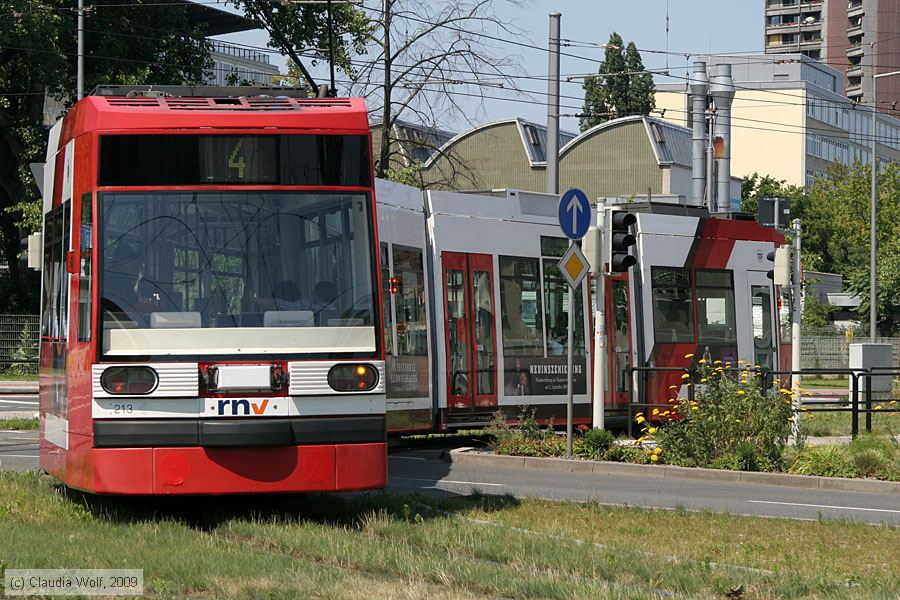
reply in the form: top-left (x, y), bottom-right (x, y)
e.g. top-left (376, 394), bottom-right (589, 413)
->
top-left (264, 310), bottom-right (314, 327)
top-left (150, 312), bottom-right (201, 328)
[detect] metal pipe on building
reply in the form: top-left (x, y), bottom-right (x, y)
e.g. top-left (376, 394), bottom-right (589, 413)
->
top-left (689, 61), bottom-right (709, 207)
top-left (546, 12), bottom-right (561, 195)
top-left (710, 63), bottom-right (734, 213)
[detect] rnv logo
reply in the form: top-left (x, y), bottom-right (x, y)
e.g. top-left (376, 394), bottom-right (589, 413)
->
top-left (215, 399), bottom-right (270, 415)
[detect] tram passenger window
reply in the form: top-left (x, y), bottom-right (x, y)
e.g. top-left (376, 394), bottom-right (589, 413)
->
top-left (542, 259), bottom-right (585, 357)
top-left (392, 247), bottom-right (427, 356)
top-left (696, 270), bottom-right (737, 343)
top-left (78, 193), bottom-right (93, 342)
top-left (651, 267), bottom-right (694, 343)
top-left (499, 256), bottom-right (544, 358)
top-left (381, 243), bottom-right (393, 355)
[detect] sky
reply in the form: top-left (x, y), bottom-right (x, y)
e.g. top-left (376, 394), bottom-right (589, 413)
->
top-left (217, 1), bottom-right (765, 133)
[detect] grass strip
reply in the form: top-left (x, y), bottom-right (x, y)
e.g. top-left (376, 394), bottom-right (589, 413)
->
top-left (0, 418), bottom-right (38, 430)
top-left (1, 472), bottom-right (897, 599)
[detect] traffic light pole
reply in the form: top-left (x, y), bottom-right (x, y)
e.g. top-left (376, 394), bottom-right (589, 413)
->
top-left (791, 218), bottom-right (802, 439)
top-left (592, 203), bottom-right (607, 430)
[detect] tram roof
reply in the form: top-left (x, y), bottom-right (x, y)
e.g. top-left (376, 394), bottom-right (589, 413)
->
top-left (59, 93), bottom-right (370, 138)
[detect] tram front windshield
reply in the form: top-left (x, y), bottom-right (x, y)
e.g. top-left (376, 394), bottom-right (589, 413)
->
top-left (99, 191), bottom-right (377, 358)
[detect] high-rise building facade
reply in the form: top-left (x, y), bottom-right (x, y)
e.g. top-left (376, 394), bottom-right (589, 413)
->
top-left (764, 0), bottom-right (900, 106)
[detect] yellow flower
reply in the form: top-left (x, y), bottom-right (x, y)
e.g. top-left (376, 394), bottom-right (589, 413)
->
top-left (736, 390), bottom-right (746, 396)
top-left (650, 454), bottom-right (659, 463)
top-left (652, 408), bottom-right (660, 415)
top-left (681, 373), bottom-right (690, 380)
top-left (700, 378), bottom-right (708, 383)
top-left (741, 380), bottom-right (748, 385)
top-left (779, 388), bottom-right (792, 395)
top-left (653, 447), bottom-right (662, 455)
top-left (737, 360), bottom-right (744, 364)
top-left (714, 360), bottom-right (722, 365)
top-left (735, 419), bottom-right (741, 423)
top-left (648, 427), bottom-right (658, 434)
top-left (875, 405), bottom-right (883, 410)
top-left (684, 353), bottom-right (694, 359)
top-left (698, 359), bottom-right (707, 364)
top-left (662, 411), bottom-right (670, 416)
top-left (890, 400), bottom-right (897, 405)
top-left (636, 416), bottom-right (646, 423)
top-left (692, 406), bottom-right (699, 411)
top-left (644, 448), bottom-right (653, 456)
top-left (668, 385), bottom-right (678, 390)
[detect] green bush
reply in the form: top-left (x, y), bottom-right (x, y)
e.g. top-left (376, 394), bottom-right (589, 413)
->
top-left (788, 445), bottom-right (855, 478)
top-left (651, 361), bottom-right (793, 470)
top-left (574, 428), bottom-right (615, 460)
top-left (487, 408), bottom-right (565, 457)
top-left (604, 444), bottom-right (650, 464)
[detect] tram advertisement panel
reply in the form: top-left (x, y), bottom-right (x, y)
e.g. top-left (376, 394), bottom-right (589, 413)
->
top-left (385, 355), bottom-right (430, 398)
top-left (504, 357), bottom-right (586, 396)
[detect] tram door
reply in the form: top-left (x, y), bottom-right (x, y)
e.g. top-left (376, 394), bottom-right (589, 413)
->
top-left (748, 272), bottom-right (777, 371)
top-left (605, 274), bottom-right (632, 408)
top-left (442, 252), bottom-right (498, 415)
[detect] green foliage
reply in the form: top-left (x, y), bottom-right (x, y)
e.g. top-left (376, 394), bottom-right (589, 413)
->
top-left (796, 161), bottom-right (900, 333)
top-left (573, 427), bottom-right (615, 460)
top-left (801, 289), bottom-right (839, 329)
top-left (787, 436), bottom-right (899, 481)
top-left (383, 163), bottom-right (424, 188)
top-left (651, 362), bottom-right (793, 470)
top-left (233, 1), bottom-right (370, 81)
top-left (487, 408), bottom-right (565, 457)
top-left (580, 32), bottom-right (655, 131)
top-left (788, 445), bottom-right (855, 478)
top-left (740, 172), bottom-right (802, 217)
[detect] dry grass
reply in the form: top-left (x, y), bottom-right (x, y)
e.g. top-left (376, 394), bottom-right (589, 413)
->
top-left (0, 472), bottom-right (897, 599)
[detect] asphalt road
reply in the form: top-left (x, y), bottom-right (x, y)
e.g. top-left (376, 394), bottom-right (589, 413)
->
top-left (2, 431), bottom-right (897, 524)
top-left (0, 394), bottom-right (38, 417)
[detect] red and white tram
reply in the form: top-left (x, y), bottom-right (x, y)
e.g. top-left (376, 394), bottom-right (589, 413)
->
top-left (375, 180), bottom-right (785, 432)
top-left (38, 87), bottom-right (387, 494)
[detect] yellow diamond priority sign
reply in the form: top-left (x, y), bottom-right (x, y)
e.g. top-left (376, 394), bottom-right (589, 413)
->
top-left (558, 244), bottom-right (589, 289)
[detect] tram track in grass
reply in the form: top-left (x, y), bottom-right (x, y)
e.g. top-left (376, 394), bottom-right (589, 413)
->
top-left (1, 471), bottom-right (898, 599)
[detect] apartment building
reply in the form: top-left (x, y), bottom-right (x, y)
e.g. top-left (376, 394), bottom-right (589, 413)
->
top-left (656, 54), bottom-right (900, 187)
top-left (764, 0), bottom-right (900, 105)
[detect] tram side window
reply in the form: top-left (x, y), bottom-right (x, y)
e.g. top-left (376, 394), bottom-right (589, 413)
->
top-left (651, 267), bottom-right (694, 343)
top-left (542, 259), bottom-right (585, 357)
top-left (392, 247), bottom-right (427, 356)
top-left (41, 203), bottom-right (70, 340)
top-left (498, 256), bottom-right (544, 358)
top-left (381, 243), bottom-right (393, 355)
top-left (696, 270), bottom-right (737, 344)
top-left (78, 193), bottom-right (92, 342)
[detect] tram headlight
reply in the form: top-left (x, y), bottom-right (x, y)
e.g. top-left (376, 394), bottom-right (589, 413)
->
top-left (100, 366), bottom-right (159, 395)
top-left (327, 363), bottom-right (379, 392)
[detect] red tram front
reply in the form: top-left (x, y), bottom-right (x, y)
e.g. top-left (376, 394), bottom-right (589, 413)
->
top-left (38, 88), bottom-right (386, 495)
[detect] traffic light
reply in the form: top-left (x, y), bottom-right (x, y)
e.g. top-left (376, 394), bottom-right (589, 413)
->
top-left (766, 245), bottom-right (790, 286)
top-left (607, 208), bottom-right (637, 273)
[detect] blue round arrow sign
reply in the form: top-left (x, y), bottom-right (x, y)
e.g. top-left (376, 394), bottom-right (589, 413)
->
top-left (558, 188), bottom-right (591, 240)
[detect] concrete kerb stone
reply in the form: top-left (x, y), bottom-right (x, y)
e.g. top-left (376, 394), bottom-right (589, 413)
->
top-left (449, 448), bottom-right (900, 494)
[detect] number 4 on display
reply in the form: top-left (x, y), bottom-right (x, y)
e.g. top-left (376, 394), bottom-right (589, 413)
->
top-left (229, 140), bottom-right (246, 179)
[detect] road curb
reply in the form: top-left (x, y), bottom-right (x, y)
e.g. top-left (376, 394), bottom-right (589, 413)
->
top-left (0, 385), bottom-right (38, 394)
top-left (0, 411), bottom-right (38, 420)
top-left (449, 449), bottom-right (900, 495)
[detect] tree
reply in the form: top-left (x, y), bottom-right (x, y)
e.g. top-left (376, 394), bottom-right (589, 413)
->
top-left (344, 0), bottom-right (525, 179)
top-left (0, 0), bottom-right (213, 312)
top-left (231, 1), bottom-right (370, 93)
top-left (580, 32), bottom-right (655, 131)
top-left (796, 161), bottom-right (900, 335)
top-left (740, 172), bottom-right (803, 217)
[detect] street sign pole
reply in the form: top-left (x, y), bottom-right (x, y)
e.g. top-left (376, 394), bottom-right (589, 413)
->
top-left (566, 242), bottom-right (574, 458)
top-left (557, 188), bottom-right (591, 459)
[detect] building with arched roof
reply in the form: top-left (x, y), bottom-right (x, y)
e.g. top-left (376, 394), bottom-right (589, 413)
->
top-left (415, 115), bottom-right (741, 207)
